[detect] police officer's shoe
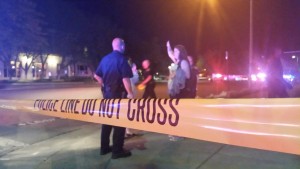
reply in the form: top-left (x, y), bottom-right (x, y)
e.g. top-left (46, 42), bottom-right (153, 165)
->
top-left (111, 150), bottom-right (132, 159)
top-left (100, 147), bottom-right (112, 155)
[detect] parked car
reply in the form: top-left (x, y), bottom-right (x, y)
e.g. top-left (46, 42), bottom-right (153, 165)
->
top-left (198, 69), bottom-right (212, 82)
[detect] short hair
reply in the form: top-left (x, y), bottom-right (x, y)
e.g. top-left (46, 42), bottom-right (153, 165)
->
top-left (112, 38), bottom-right (124, 51)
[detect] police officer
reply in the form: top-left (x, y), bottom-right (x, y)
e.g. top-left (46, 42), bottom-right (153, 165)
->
top-left (94, 37), bottom-right (134, 159)
top-left (139, 59), bottom-right (157, 98)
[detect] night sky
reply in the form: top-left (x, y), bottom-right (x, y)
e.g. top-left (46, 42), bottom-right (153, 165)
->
top-left (68, 0), bottom-right (300, 53)
top-left (37, 0), bottom-right (300, 73)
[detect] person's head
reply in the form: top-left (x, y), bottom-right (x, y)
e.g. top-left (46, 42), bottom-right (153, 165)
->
top-left (187, 56), bottom-right (194, 66)
top-left (112, 38), bottom-right (125, 53)
top-left (142, 59), bottom-right (150, 70)
top-left (174, 45), bottom-right (188, 62)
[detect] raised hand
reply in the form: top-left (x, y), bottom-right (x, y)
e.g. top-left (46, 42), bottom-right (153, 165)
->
top-left (166, 40), bottom-right (171, 48)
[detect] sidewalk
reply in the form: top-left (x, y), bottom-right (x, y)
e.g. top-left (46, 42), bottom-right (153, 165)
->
top-left (121, 133), bottom-right (299, 169)
top-left (1, 122), bottom-right (299, 169)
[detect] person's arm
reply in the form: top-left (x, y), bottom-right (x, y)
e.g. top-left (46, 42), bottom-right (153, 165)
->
top-left (181, 60), bottom-right (190, 79)
top-left (140, 75), bottom-right (152, 86)
top-left (166, 41), bottom-right (176, 63)
top-left (94, 73), bottom-right (103, 87)
top-left (123, 78), bottom-right (134, 99)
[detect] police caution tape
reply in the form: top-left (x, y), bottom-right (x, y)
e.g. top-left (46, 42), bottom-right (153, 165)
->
top-left (1, 98), bottom-right (300, 155)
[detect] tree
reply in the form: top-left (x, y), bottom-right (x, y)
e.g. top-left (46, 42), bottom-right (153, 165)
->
top-left (39, 1), bottom-right (116, 79)
top-left (83, 16), bottom-right (123, 72)
top-left (0, 0), bottom-right (48, 79)
top-left (18, 54), bottom-right (36, 79)
top-left (35, 0), bottom-right (125, 79)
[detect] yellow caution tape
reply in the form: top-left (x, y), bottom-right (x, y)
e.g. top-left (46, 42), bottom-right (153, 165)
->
top-left (1, 98), bottom-right (300, 155)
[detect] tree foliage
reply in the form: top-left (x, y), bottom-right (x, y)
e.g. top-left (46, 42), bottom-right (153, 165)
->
top-left (0, 0), bottom-right (168, 79)
top-left (0, 0), bottom-right (47, 78)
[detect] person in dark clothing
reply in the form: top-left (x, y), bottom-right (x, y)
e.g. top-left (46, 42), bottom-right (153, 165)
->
top-left (266, 47), bottom-right (290, 98)
top-left (94, 37), bottom-right (134, 159)
top-left (138, 59), bottom-right (156, 98)
top-left (187, 56), bottom-right (199, 98)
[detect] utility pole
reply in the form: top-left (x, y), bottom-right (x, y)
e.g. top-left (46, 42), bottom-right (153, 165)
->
top-left (249, 0), bottom-right (253, 87)
top-left (225, 51), bottom-right (229, 76)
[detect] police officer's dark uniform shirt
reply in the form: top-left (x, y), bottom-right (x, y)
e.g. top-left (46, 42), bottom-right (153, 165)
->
top-left (142, 69), bottom-right (155, 86)
top-left (95, 51), bottom-right (133, 98)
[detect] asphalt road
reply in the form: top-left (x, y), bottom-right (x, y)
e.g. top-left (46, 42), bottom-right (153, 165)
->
top-left (0, 80), bottom-right (268, 99)
top-left (0, 82), bottom-right (299, 169)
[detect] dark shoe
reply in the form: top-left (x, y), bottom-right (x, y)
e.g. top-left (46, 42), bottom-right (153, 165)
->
top-left (124, 133), bottom-right (134, 139)
top-left (100, 147), bottom-right (112, 155)
top-left (111, 150), bottom-right (132, 159)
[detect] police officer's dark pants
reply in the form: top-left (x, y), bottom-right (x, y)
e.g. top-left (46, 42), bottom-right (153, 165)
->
top-left (101, 91), bottom-right (126, 154)
top-left (101, 124), bottom-right (126, 153)
top-left (142, 84), bottom-right (156, 98)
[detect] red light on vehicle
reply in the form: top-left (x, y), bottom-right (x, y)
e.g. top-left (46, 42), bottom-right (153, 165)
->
top-left (213, 73), bottom-right (222, 78)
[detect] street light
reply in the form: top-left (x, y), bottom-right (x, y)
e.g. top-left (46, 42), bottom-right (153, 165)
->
top-left (194, 0), bottom-right (219, 55)
top-left (292, 55), bottom-right (299, 68)
top-left (206, 0), bottom-right (217, 9)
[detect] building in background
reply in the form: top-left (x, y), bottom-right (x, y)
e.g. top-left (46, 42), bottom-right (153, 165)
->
top-left (0, 54), bottom-right (93, 80)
